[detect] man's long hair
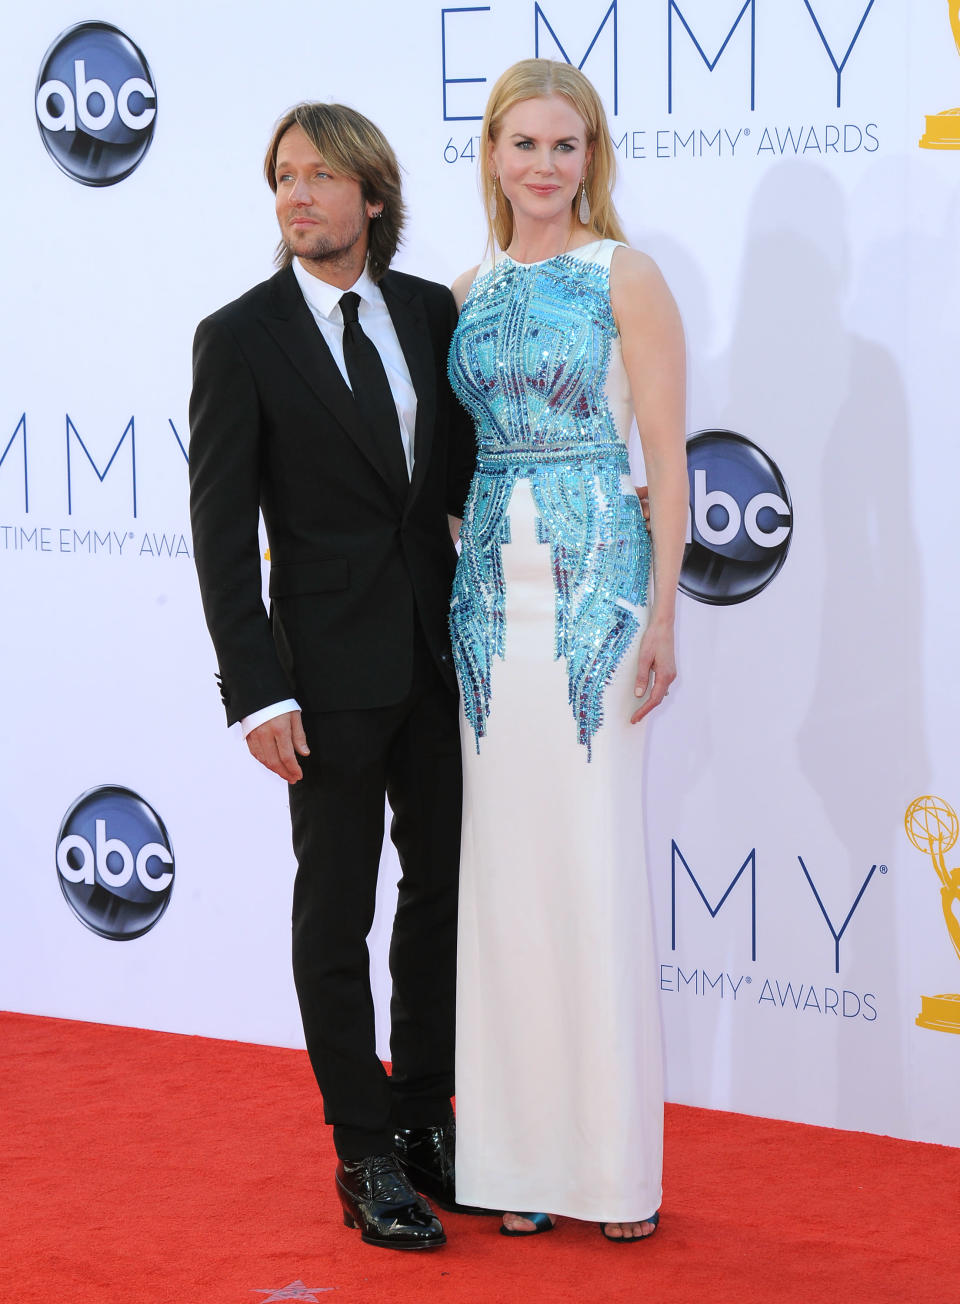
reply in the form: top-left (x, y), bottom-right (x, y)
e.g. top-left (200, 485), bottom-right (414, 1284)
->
top-left (264, 102), bottom-right (405, 281)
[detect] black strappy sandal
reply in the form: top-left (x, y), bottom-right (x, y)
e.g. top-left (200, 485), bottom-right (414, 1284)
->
top-left (500, 1212), bottom-right (556, 1237)
top-left (600, 1209), bottom-right (660, 1242)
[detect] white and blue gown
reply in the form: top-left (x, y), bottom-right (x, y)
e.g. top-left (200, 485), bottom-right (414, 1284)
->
top-left (448, 239), bottom-right (664, 1223)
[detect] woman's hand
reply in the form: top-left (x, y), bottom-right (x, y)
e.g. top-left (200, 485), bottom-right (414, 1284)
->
top-left (630, 621), bottom-right (676, 723)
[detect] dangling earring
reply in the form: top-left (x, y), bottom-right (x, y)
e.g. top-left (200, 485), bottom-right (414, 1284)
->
top-left (578, 177), bottom-right (591, 225)
top-left (489, 174), bottom-right (499, 221)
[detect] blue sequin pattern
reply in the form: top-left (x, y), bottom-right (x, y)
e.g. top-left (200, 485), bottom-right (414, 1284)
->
top-left (448, 249), bottom-right (650, 756)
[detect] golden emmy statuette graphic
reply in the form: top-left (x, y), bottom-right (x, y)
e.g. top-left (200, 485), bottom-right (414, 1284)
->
top-left (904, 795), bottom-right (960, 1032)
top-left (921, 2), bottom-right (960, 148)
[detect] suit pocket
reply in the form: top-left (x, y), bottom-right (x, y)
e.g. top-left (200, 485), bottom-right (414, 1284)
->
top-left (268, 558), bottom-right (349, 596)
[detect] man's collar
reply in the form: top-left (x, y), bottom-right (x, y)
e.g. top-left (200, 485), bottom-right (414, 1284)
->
top-left (291, 257), bottom-right (380, 319)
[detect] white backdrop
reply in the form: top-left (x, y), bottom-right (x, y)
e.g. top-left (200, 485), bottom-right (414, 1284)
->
top-left (2, 0), bottom-right (958, 1148)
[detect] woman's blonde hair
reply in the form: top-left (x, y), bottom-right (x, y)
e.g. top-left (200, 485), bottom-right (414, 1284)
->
top-left (479, 59), bottom-right (626, 252)
top-left (264, 102), bottom-right (405, 281)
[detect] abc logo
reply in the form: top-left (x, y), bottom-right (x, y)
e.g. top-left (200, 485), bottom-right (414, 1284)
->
top-left (56, 786), bottom-right (174, 940)
top-left (680, 430), bottom-right (792, 606)
top-left (35, 22), bottom-right (157, 187)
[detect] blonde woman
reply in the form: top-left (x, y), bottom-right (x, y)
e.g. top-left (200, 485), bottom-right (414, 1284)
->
top-left (448, 59), bottom-right (688, 1242)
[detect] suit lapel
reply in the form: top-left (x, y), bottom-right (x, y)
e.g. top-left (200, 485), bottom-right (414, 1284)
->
top-left (380, 273), bottom-right (437, 513)
top-left (262, 267), bottom-right (401, 494)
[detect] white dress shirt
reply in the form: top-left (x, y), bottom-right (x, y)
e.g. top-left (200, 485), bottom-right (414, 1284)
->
top-left (240, 259), bottom-right (418, 739)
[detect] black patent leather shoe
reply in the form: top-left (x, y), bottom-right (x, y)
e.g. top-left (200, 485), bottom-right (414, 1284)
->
top-left (394, 1117), bottom-right (494, 1216)
top-left (335, 1154), bottom-right (446, 1250)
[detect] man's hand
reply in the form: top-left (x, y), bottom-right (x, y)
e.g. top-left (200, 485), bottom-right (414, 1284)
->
top-left (246, 710), bottom-right (310, 783)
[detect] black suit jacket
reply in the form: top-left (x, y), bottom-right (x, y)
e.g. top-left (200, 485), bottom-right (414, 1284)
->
top-left (189, 264), bottom-right (474, 726)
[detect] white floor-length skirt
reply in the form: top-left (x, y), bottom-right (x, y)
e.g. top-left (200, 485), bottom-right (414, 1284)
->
top-left (454, 478), bottom-right (664, 1223)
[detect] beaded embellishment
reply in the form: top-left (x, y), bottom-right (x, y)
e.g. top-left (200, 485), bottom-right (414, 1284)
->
top-left (448, 248), bottom-right (650, 756)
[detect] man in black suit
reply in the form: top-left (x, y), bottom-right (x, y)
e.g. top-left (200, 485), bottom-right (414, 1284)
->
top-left (189, 103), bottom-right (475, 1250)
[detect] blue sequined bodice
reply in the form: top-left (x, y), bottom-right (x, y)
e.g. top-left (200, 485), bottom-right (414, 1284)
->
top-left (448, 242), bottom-right (650, 755)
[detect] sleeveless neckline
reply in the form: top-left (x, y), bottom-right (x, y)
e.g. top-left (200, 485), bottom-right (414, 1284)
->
top-left (500, 238), bottom-right (607, 269)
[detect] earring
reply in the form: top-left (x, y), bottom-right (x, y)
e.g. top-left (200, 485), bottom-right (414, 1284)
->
top-left (488, 174), bottom-right (499, 221)
top-left (578, 178), bottom-right (590, 225)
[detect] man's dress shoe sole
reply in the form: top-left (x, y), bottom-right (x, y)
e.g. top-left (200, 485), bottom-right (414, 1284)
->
top-left (341, 1208), bottom-right (447, 1250)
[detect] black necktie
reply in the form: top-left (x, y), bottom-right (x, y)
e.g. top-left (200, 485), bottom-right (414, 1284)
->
top-left (338, 292), bottom-right (408, 497)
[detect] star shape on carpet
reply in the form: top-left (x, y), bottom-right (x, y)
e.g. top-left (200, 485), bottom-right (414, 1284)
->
top-left (252, 1283), bottom-right (333, 1301)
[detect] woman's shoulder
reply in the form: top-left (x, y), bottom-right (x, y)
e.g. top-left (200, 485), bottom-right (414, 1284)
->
top-left (608, 245), bottom-right (681, 334)
top-left (568, 237), bottom-right (659, 283)
top-left (451, 263), bottom-right (482, 309)
top-left (608, 244), bottom-right (674, 303)
top-left (606, 242), bottom-right (662, 283)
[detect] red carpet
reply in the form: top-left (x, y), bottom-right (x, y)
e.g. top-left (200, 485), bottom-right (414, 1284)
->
top-left (1, 1011), bottom-right (954, 1304)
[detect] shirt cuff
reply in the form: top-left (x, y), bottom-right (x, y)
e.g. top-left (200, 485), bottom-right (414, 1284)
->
top-left (240, 699), bottom-right (301, 738)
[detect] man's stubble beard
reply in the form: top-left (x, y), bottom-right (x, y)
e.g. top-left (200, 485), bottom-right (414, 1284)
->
top-left (284, 214), bottom-right (369, 273)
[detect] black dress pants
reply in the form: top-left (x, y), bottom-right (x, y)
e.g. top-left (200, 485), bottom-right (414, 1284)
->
top-left (288, 631), bottom-right (461, 1159)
